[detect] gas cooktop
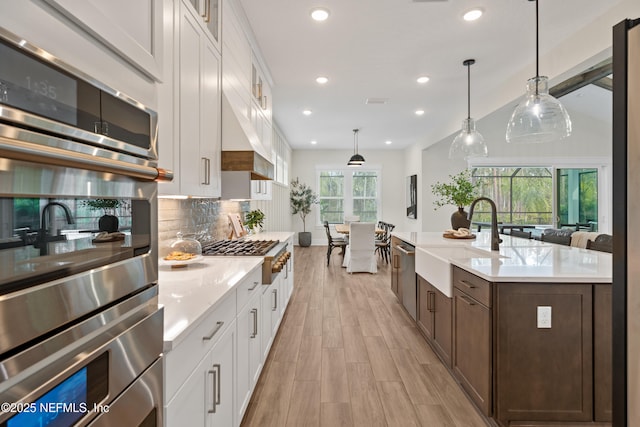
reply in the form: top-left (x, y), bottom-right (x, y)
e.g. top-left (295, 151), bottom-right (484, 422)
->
top-left (201, 239), bottom-right (279, 256)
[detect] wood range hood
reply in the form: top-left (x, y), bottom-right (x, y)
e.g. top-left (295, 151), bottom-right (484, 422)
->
top-left (221, 150), bottom-right (274, 180)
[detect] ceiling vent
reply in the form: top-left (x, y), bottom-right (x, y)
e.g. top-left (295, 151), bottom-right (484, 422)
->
top-left (365, 98), bottom-right (389, 105)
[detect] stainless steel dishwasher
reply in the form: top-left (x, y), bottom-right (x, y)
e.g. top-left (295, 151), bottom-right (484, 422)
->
top-left (394, 242), bottom-right (416, 320)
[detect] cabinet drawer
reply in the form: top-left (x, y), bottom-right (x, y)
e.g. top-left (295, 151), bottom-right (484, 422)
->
top-left (236, 267), bottom-right (263, 312)
top-left (164, 289), bottom-right (236, 402)
top-left (452, 266), bottom-right (491, 307)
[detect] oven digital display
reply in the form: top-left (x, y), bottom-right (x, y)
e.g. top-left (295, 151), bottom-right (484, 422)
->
top-left (0, 42), bottom-right (77, 125)
top-left (7, 367), bottom-right (87, 427)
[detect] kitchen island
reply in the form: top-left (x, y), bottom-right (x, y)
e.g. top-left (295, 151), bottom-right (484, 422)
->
top-left (392, 231), bottom-right (612, 427)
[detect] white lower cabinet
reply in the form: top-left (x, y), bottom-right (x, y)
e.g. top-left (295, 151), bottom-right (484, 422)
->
top-left (164, 259), bottom-right (293, 427)
top-left (260, 279), bottom-right (277, 361)
top-left (235, 289), bottom-right (262, 422)
top-left (165, 318), bottom-right (236, 427)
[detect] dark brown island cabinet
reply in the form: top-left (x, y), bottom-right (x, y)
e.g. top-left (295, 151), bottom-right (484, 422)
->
top-left (416, 275), bottom-right (452, 368)
top-left (407, 265), bottom-right (612, 426)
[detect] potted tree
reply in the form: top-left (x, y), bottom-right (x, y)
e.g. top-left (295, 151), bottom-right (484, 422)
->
top-left (244, 209), bottom-right (265, 234)
top-left (83, 199), bottom-right (121, 232)
top-left (290, 177), bottom-right (318, 247)
top-left (431, 170), bottom-right (479, 230)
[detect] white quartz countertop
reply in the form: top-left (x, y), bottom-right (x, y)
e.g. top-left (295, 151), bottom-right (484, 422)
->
top-left (392, 231), bottom-right (611, 283)
top-left (159, 257), bottom-right (262, 350)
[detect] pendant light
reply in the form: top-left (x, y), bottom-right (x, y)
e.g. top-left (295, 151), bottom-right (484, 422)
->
top-left (347, 128), bottom-right (365, 167)
top-left (449, 59), bottom-right (488, 160)
top-left (506, 0), bottom-right (571, 144)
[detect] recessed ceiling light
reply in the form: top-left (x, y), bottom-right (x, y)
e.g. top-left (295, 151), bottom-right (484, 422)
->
top-left (316, 76), bottom-right (329, 84)
top-left (310, 7), bottom-right (330, 21)
top-left (303, 109), bottom-right (312, 116)
top-left (385, 140), bottom-right (393, 145)
top-left (415, 109), bottom-right (425, 116)
top-left (463, 8), bottom-right (483, 21)
top-left (310, 140), bottom-right (318, 145)
top-left (417, 76), bottom-right (430, 84)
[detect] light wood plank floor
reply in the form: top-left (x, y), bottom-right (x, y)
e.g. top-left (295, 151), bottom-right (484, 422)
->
top-left (241, 246), bottom-right (488, 427)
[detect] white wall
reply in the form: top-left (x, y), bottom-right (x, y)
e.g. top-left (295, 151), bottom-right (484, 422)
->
top-left (291, 149), bottom-right (405, 245)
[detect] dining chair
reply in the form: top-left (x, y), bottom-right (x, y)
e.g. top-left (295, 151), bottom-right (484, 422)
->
top-left (342, 222), bottom-right (377, 273)
top-left (375, 223), bottom-right (395, 263)
top-left (324, 221), bottom-right (347, 265)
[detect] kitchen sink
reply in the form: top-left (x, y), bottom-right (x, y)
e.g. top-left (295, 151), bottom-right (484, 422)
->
top-left (416, 246), bottom-right (502, 298)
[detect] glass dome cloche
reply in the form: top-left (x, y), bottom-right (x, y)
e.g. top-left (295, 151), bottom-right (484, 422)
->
top-left (163, 232), bottom-right (202, 266)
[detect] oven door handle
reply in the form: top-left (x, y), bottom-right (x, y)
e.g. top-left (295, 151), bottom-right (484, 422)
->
top-left (0, 136), bottom-right (173, 182)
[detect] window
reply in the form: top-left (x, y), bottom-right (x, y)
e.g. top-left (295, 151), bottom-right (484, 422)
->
top-left (471, 167), bottom-right (553, 225)
top-left (318, 170), bottom-right (344, 223)
top-left (557, 168), bottom-right (598, 230)
top-left (352, 171), bottom-right (378, 222)
top-left (469, 162), bottom-right (604, 231)
top-left (317, 167), bottom-right (381, 224)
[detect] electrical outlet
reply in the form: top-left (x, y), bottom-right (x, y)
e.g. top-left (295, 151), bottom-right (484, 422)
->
top-left (537, 306), bottom-right (552, 328)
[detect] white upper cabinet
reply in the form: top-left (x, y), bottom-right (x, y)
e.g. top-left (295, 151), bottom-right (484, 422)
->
top-left (159, 0), bottom-right (221, 197)
top-left (183, 0), bottom-right (221, 53)
top-left (42, 0), bottom-right (163, 81)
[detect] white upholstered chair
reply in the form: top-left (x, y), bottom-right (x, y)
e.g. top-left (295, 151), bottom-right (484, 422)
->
top-left (342, 222), bottom-right (377, 273)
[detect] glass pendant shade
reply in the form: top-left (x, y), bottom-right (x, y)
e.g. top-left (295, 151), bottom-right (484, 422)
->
top-left (449, 58), bottom-right (488, 160)
top-left (506, 76), bottom-right (572, 144)
top-left (347, 129), bottom-right (364, 167)
top-left (449, 118), bottom-right (488, 159)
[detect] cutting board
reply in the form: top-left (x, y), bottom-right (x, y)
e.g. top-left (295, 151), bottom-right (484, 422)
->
top-left (228, 213), bottom-right (247, 239)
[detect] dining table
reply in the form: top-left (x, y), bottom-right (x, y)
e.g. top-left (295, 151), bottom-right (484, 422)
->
top-left (334, 223), bottom-right (385, 235)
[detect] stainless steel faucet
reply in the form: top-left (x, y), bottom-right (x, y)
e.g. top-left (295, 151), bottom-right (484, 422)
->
top-left (35, 202), bottom-right (75, 255)
top-left (468, 197), bottom-right (502, 251)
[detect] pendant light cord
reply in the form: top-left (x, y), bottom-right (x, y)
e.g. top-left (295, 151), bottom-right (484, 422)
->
top-left (535, 0), bottom-right (539, 95)
top-left (353, 129), bottom-right (359, 155)
top-left (467, 62), bottom-right (471, 120)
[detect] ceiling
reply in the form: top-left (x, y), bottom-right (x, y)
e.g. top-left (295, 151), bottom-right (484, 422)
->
top-left (238, 0), bottom-right (620, 151)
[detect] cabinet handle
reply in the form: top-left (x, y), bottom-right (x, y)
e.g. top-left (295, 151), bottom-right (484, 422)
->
top-left (429, 291), bottom-right (436, 313)
top-left (250, 308), bottom-right (258, 338)
top-left (203, 0), bottom-right (211, 22)
top-left (214, 364), bottom-right (221, 406)
top-left (459, 295), bottom-right (476, 306)
top-left (201, 157), bottom-right (211, 185)
top-left (248, 281), bottom-right (259, 291)
top-left (272, 289), bottom-right (278, 311)
top-left (284, 260), bottom-right (289, 279)
top-left (459, 280), bottom-right (476, 289)
top-left (393, 254), bottom-right (399, 269)
top-left (207, 363), bottom-right (221, 413)
top-left (207, 366), bottom-right (217, 413)
top-left (261, 95), bottom-right (267, 110)
top-left (202, 321), bottom-right (224, 341)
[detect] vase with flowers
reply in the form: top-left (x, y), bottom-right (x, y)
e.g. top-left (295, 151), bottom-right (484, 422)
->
top-left (431, 170), bottom-right (479, 230)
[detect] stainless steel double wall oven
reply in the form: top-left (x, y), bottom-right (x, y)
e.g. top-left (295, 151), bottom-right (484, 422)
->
top-left (0, 28), bottom-right (171, 427)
